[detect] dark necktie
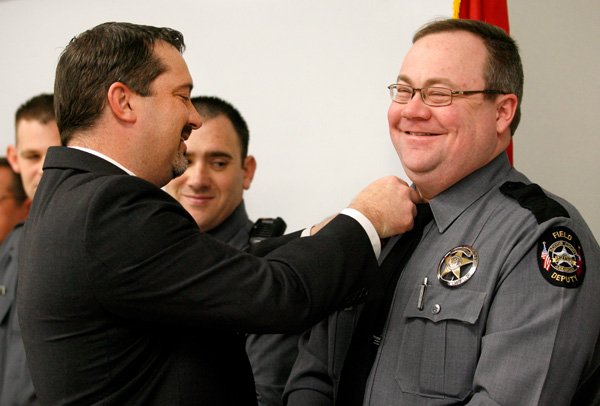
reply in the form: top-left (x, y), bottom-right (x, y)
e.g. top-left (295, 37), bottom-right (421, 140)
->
top-left (336, 203), bottom-right (433, 405)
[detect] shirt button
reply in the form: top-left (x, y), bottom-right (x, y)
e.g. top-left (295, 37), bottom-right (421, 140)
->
top-left (431, 304), bottom-right (441, 314)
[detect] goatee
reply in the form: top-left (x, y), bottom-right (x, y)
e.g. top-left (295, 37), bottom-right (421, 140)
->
top-left (172, 151), bottom-right (189, 179)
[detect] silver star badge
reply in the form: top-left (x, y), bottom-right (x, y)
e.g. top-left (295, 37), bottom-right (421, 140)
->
top-left (438, 246), bottom-right (478, 287)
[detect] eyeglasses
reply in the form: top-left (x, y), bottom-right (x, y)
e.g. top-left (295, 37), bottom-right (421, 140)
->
top-left (388, 84), bottom-right (507, 107)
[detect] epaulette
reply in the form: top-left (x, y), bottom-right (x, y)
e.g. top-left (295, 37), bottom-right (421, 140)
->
top-left (499, 181), bottom-right (570, 224)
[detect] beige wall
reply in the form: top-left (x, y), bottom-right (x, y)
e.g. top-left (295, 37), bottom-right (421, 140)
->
top-left (0, 0), bottom-right (597, 239)
top-left (510, 0), bottom-right (600, 240)
top-left (0, 0), bottom-right (449, 232)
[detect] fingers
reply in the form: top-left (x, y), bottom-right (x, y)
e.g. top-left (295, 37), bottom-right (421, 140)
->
top-left (348, 176), bottom-right (420, 238)
top-left (409, 187), bottom-right (426, 205)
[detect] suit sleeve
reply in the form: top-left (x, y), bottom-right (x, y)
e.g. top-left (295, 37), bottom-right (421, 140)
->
top-left (84, 176), bottom-right (377, 334)
top-left (248, 230), bottom-right (303, 256)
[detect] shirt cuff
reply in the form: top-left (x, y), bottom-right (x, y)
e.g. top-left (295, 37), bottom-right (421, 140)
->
top-left (300, 227), bottom-right (311, 237)
top-left (340, 208), bottom-right (381, 258)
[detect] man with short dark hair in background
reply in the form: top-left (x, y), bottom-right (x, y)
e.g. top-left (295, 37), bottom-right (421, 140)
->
top-left (0, 93), bottom-right (61, 405)
top-left (165, 95), bottom-right (299, 406)
top-left (7, 94), bottom-right (61, 200)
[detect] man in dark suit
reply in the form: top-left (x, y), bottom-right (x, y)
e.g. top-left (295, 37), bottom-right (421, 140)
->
top-left (17, 22), bottom-right (421, 405)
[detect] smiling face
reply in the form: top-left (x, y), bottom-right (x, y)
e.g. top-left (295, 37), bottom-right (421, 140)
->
top-left (388, 30), bottom-right (512, 199)
top-left (164, 114), bottom-right (256, 232)
top-left (133, 41), bottom-right (202, 187)
top-left (7, 118), bottom-right (61, 199)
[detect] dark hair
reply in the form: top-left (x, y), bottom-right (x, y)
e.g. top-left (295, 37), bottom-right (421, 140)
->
top-left (15, 94), bottom-right (56, 143)
top-left (54, 22), bottom-right (186, 145)
top-left (0, 157), bottom-right (27, 205)
top-left (414, 18), bottom-right (523, 135)
top-left (191, 96), bottom-right (250, 159)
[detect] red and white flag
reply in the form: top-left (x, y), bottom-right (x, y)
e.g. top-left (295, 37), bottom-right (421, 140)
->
top-left (453, 0), bottom-right (513, 165)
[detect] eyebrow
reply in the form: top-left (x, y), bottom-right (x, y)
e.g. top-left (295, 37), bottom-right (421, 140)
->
top-left (207, 151), bottom-right (233, 159)
top-left (176, 83), bottom-right (194, 94)
top-left (186, 151), bottom-right (234, 160)
top-left (19, 148), bottom-right (42, 156)
top-left (396, 74), bottom-right (455, 88)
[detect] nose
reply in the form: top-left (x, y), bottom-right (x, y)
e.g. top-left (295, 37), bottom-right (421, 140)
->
top-left (188, 104), bottom-right (203, 130)
top-left (187, 161), bottom-right (211, 190)
top-left (400, 89), bottom-right (431, 120)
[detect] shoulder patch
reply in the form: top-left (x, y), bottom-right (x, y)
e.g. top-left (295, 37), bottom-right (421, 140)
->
top-left (537, 226), bottom-right (585, 288)
top-left (500, 181), bottom-right (569, 224)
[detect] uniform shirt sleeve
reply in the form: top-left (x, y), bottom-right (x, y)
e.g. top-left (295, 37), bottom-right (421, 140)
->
top-left (285, 305), bottom-right (362, 405)
top-left (468, 216), bottom-right (600, 405)
top-left (284, 318), bottom-right (334, 406)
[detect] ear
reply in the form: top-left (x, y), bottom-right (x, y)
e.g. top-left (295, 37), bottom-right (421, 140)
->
top-left (23, 197), bottom-right (32, 212)
top-left (495, 93), bottom-right (518, 135)
top-left (107, 82), bottom-right (137, 124)
top-left (6, 144), bottom-right (20, 173)
top-left (242, 155), bottom-right (257, 190)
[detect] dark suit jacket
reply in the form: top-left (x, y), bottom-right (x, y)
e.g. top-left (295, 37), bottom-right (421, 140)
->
top-left (17, 147), bottom-right (377, 405)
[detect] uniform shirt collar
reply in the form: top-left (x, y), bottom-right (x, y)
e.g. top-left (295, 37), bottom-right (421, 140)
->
top-left (429, 152), bottom-right (513, 233)
top-left (207, 201), bottom-right (252, 245)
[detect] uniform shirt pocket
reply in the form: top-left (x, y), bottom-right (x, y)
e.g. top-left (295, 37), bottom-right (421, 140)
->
top-left (395, 285), bottom-right (486, 401)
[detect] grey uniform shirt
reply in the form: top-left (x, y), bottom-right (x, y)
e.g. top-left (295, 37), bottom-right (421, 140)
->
top-left (207, 200), bottom-right (254, 252)
top-left (0, 226), bottom-right (39, 405)
top-left (285, 152), bottom-right (600, 405)
top-left (208, 202), bottom-right (301, 406)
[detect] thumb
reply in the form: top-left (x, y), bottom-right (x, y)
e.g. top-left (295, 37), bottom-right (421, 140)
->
top-left (409, 187), bottom-right (427, 204)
